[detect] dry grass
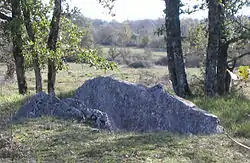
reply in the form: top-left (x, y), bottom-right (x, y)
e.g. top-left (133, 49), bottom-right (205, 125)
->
top-left (0, 62), bottom-right (249, 162)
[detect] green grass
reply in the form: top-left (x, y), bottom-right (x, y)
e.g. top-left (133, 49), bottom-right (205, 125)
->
top-left (0, 62), bottom-right (250, 162)
top-left (2, 118), bottom-right (250, 163)
top-left (191, 96), bottom-right (250, 137)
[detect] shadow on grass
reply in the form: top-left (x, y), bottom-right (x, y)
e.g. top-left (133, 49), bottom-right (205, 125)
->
top-left (30, 123), bottom-right (250, 162)
top-left (29, 123), bottom-right (188, 162)
top-left (80, 132), bottom-right (181, 158)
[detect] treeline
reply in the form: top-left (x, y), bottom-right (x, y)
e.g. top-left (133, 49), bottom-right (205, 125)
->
top-left (73, 14), bottom-right (250, 69)
top-left (73, 14), bottom-right (200, 50)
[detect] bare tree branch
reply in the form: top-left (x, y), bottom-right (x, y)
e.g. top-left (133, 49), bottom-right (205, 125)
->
top-left (227, 51), bottom-right (250, 63)
top-left (231, 16), bottom-right (250, 31)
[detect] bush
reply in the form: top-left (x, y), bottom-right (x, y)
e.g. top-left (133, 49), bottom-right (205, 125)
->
top-left (189, 74), bottom-right (205, 96)
top-left (107, 46), bottom-right (120, 61)
top-left (117, 48), bottom-right (133, 65)
top-left (128, 61), bottom-right (152, 68)
top-left (155, 56), bottom-right (168, 66)
top-left (108, 48), bottom-right (153, 66)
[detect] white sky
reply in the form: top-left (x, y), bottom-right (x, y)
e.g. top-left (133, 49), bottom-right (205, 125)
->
top-left (66, 0), bottom-right (250, 22)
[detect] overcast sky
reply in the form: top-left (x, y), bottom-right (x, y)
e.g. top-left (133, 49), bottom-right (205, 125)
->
top-left (66, 0), bottom-right (250, 22)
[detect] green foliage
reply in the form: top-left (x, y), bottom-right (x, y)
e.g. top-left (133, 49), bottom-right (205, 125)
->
top-left (77, 49), bottom-right (117, 71)
top-left (238, 66), bottom-right (249, 80)
top-left (0, 21), bottom-right (11, 45)
top-left (22, 0), bottom-right (117, 72)
top-left (187, 22), bottom-right (207, 51)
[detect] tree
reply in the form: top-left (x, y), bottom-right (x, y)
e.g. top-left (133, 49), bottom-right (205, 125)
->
top-left (0, 0), bottom-right (28, 94)
top-left (10, 0), bottom-right (28, 94)
top-left (187, 0), bottom-right (250, 96)
top-left (21, 0), bottom-right (43, 93)
top-left (204, 0), bottom-right (222, 96)
top-left (163, 0), bottom-right (192, 97)
top-left (119, 22), bottom-right (132, 46)
top-left (69, 12), bottom-right (95, 49)
top-left (0, 21), bottom-right (15, 81)
top-left (0, 0), bottom-right (117, 95)
top-left (217, 1), bottom-right (250, 95)
top-left (47, 0), bottom-right (62, 95)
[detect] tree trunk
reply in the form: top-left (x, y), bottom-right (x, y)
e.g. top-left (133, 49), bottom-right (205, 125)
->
top-left (166, 38), bottom-right (178, 94)
top-left (217, 0), bottom-right (228, 96)
top-left (217, 43), bottom-right (229, 95)
top-left (11, 0), bottom-right (27, 94)
top-left (47, 0), bottom-right (62, 95)
top-left (21, 0), bottom-right (42, 93)
top-left (164, 0), bottom-right (191, 98)
top-left (205, 0), bottom-right (221, 96)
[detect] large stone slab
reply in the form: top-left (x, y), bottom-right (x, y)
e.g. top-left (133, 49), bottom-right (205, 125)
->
top-left (75, 76), bottom-right (223, 134)
top-left (14, 92), bottom-right (112, 130)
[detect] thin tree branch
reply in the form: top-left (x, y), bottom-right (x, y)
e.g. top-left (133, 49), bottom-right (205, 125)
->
top-left (227, 52), bottom-right (250, 64)
top-left (0, 11), bottom-right (12, 21)
top-left (231, 16), bottom-right (250, 31)
top-left (228, 34), bottom-right (250, 44)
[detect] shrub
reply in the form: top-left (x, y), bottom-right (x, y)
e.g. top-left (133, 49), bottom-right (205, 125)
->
top-left (189, 74), bottom-right (205, 96)
top-left (109, 48), bottom-right (153, 66)
top-left (107, 46), bottom-right (120, 61)
top-left (128, 61), bottom-right (152, 68)
top-left (155, 56), bottom-right (168, 66)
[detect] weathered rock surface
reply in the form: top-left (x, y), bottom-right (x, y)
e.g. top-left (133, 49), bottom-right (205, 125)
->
top-left (14, 92), bottom-right (112, 130)
top-left (75, 76), bottom-right (223, 134)
top-left (14, 76), bottom-right (223, 135)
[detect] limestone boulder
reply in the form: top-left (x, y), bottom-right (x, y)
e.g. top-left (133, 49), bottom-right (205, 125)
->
top-left (75, 76), bottom-right (223, 134)
top-left (14, 92), bottom-right (112, 130)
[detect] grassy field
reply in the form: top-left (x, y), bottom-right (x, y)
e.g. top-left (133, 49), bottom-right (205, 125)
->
top-left (0, 62), bottom-right (250, 162)
top-left (101, 46), bottom-right (166, 61)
